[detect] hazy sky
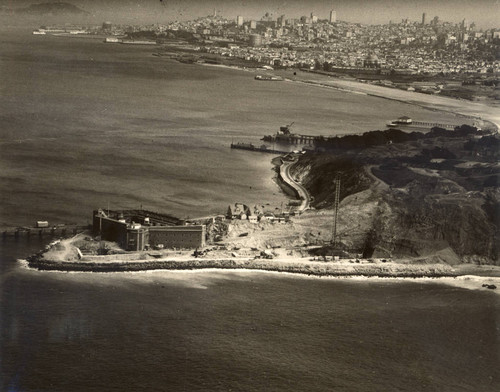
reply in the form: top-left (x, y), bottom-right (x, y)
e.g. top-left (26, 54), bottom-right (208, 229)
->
top-left (2, 0), bottom-right (499, 28)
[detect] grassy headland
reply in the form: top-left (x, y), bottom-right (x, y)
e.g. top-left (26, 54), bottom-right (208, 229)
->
top-left (289, 125), bottom-right (499, 265)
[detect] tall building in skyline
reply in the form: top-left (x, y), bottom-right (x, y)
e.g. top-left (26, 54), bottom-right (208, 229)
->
top-left (277, 14), bottom-right (285, 27)
top-left (329, 10), bottom-right (337, 24)
top-left (422, 12), bottom-right (426, 25)
top-left (250, 20), bottom-right (256, 30)
top-left (236, 15), bottom-right (243, 26)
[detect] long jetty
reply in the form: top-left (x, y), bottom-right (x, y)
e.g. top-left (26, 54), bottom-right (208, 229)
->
top-left (405, 121), bottom-right (457, 130)
top-left (231, 142), bottom-right (288, 154)
top-left (2, 225), bottom-right (91, 239)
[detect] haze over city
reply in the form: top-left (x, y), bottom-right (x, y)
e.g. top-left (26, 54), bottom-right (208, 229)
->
top-left (1, 0), bottom-right (499, 28)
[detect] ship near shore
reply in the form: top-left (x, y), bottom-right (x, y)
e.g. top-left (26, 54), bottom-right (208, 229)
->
top-left (255, 75), bottom-right (284, 81)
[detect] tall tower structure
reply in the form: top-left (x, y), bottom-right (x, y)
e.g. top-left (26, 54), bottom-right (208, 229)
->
top-left (329, 10), bottom-right (337, 23)
top-left (236, 15), bottom-right (244, 26)
top-left (331, 175), bottom-right (341, 251)
top-left (422, 12), bottom-right (426, 25)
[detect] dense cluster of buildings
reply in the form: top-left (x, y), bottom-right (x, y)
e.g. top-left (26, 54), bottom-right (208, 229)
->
top-left (135, 10), bottom-right (499, 75)
top-left (36, 11), bottom-right (499, 76)
top-left (226, 203), bottom-right (294, 223)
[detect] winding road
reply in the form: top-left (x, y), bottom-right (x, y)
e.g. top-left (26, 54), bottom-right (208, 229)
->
top-left (280, 158), bottom-right (310, 212)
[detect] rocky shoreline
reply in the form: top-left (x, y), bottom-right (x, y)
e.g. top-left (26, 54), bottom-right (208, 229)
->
top-left (25, 255), bottom-right (457, 277)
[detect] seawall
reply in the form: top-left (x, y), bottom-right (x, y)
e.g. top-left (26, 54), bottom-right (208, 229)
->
top-left (25, 256), bottom-right (456, 277)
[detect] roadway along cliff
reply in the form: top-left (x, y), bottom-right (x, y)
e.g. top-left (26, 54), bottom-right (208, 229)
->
top-left (288, 128), bottom-right (499, 265)
top-left (279, 158), bottom-right (310, 211)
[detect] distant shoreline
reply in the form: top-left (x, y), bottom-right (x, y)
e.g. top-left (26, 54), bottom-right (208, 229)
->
top-left (195, 60), bottom-right (499, 131)
top-left (28, 29), bottom-right (500, 130)
top-left (288, 73), bottom-right (499, 131)
top-left (290, 74), bottom-right (500, 131)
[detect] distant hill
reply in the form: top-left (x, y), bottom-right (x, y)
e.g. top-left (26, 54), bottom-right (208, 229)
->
top-left (3, 2), bottom-right (89, 15)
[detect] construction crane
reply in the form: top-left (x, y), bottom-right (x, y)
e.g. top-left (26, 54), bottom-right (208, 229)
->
top-left (280, 122), bottom-right (295, 135)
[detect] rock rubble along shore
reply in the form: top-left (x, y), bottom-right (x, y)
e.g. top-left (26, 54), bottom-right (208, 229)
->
top-left (26, 253), bottom-right (456, 277)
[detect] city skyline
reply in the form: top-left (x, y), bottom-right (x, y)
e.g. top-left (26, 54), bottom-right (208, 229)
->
top-left (1, 0), bottom-right (499, 29)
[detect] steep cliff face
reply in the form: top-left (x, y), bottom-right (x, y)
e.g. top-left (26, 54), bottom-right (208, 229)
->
top-left (290, 154), bottom-right (371, 208)
top-left (292, 152), bottom-right (499, 265)
top-left (368, 182), bottom-right (498, 263)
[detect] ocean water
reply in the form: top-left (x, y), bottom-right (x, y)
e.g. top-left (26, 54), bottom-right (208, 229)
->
top-left (1, 246), bottom-right (499, 392)
top-left (0, 28), bottom-right (464, 227)
top-left (1, 28), bottom-right (499, 391)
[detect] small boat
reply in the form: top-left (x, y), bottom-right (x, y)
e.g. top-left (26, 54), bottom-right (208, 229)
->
top-left (255, 75), bottom-right (284, 81)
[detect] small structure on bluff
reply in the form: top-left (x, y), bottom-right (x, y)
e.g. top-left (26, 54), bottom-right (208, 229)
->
top-left (227, 203), bottom-right (250, 220)
top-left (397, 116), bottom-right (412, 124)
top-left (93, 209), bottom-right (205, 251)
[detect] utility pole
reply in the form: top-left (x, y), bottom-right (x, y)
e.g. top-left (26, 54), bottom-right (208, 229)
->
top-left (331, 174), bottom-right (341, 258)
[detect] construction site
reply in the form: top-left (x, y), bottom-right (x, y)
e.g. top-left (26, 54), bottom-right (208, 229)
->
top-left (26, 123), bottom-right (500, 273)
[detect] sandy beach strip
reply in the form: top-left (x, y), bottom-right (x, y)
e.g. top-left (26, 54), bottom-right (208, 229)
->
top-left (284, 72), bottom-right (500, 129)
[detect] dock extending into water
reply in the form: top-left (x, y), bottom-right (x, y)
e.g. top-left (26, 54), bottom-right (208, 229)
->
top-left (2, 225), bottom-right (91, 239)
top-left (388, 121), bottom-right (458, 130)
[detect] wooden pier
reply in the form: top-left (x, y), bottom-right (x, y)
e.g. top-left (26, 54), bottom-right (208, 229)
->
top-left (231, 143), bottom-right (288, 154)
top-left (410, 121), bottom-right (457, 130)
top-left (2, 225), bottom-right (91, 239)
top-left (274, 134), bottom-right (317, 145)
